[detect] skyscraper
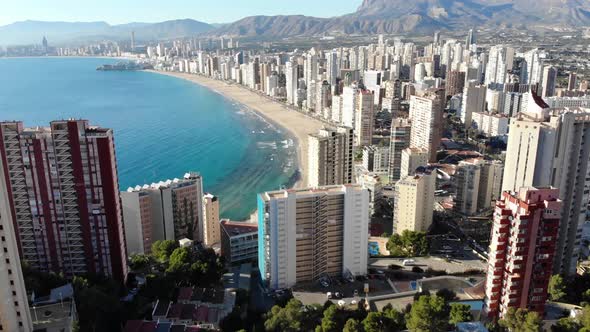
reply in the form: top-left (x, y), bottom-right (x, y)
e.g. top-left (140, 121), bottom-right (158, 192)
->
top-left (461, 81), bottom-right (487, 127)
top-left (483, 187), bottom-right (560, 319)
top-left (258, 185), bottom-right (369, 289)
top-left (0, 120), bottom-right (127, 281)
top-left (121, 173), bottom-right (204, 255)
top-left (520, 48), bottom-right (543, 86)
top-left (388, 118), bottom-right (412, 183)
top-left (393, 170), bottom-right (435, 234)
top-left (454, 160), bottom-right (482, 216)
top-left (0, 153), bottom-right (33, 332)
top-left (409, 89), bottom-right (445, 162)
top-left (541, 65), bottom-right (557, 98)
top-left (568, 72), bottom-right (577, 91)
top-left (465, 29), bottom-right (475, 47)
top-left (308, 127), bottom-right (354, 187)
top-left (354, 90), bottom-right (375, 146)
top-left (445, 70), bottom-right (466, 97)
top-left (485, 45), bottom-right (514, 85)
top-left (502, 94), bottom-right (590, 275)
top-left (286, 61), bottom-right (298, 105)
top-left (202, 193), bottom-right (220, 247)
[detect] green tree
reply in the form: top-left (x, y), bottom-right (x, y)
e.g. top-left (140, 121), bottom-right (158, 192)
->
top-left (548, 275), bottom-right (567, 302)
top-left (386, 231), bottom-right (429, 257)
top-left (580, 305), bottom-right (590, 330)
top-left (318, 304), bottom-right (340, 332)
top-left (363, 312), bottom-right (387, 332)
top-left (498, 308), bottom-right (542, 332)
top-left (343, 318), bottom-right (361, 332)
top-left (264, 299), bottom-right (306, 332)
top-left (449, 303), bottom-right (473, 325)
top-left (406, 295), bottom-right (449, 332)
top-left (129, 254), bottom-right (152, 272)
top-left (167, 247), bottom-right (191, 274)
top-left (436, 289), bottom-right (457, 302)
top-left (551, 317), bottom-right (581, 332)
top-left (151, 240), bottom-right (179, 263)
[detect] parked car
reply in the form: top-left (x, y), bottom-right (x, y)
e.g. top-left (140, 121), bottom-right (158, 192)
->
top-left (353, 289), bottom-right (359, 297)
top-left (326, 292), bottom-right (333, 299)
top-left (402, 259), bottom-right (415, 266)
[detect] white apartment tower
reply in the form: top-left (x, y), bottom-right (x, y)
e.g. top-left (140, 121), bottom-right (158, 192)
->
top-left (308, 127), bottom-right (354, 187)
top-left (258, 185), bottom-right (370, 289)
top-left (409, 89), bottom-right (445, 162)
top-left (0, 155), bottom-right (33, 332)
top-left (393, 170), bottom-right (436, 234)
top-left (502, 92), bottom-right (590, 275)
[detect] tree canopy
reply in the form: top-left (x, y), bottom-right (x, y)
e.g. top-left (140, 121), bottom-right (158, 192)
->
top-left (405, 295), bottom-right (449, 332)
top-left (386, 230), bottom-right (429, 257)
top-left (498, 308), bottom-right (542, 332)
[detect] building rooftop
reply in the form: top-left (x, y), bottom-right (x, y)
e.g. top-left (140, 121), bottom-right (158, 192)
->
top-left (31, 300), bottom-right (76, 332)
top-left (126, 172), bottom-right (201, 192)
top-left (262, 184), bottom-right (362, 200)
top-left (220, 220), bottom-right (258, 237)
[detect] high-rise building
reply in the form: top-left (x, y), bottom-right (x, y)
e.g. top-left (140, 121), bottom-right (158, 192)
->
top-left (454, 160), bottom-right (482, 216)
top-left (393, 170), bottom-right (435, 234)
top-left (0, 153), bottom-right (33, 332)
top-left (541, 66), bottom-right (557, 98)
top-left (362, 145), bottom-right (390, 174)
top-left (461, 81), bottom-right (487, 126)
top-left (502, 94), bottom-right (590, 275)
top-left (220, 220), bottom-right (258, 265)
top-left (400, 147), bottom-right (429, 179)
top-left (485, 45), bottom-right (514, 85)
top-left (520, 48), bottom-right (543, 86)
top-left (202, 193), bottom-right (220, 247)
top-left (446, 70), bottom-right (466, 97)
top-left (308, 127), bottom-right (354, 187)
top-left (354, 90), bottom-right (375, 146)
top-left (483, 187), bottom-right (560, 319)
top-left (409, 89), bottom-right (445, 162)
top-left (388, 118), bottom-right (412, 183)
top-left (258, 185), bottom-right (369, 289)
top-left (466, 29), bottom-right (475, 47)
top-left (0, 120), bottom-right (127, 281)
top-left (286, 61), bottom-right (298, 105)
top-left (121, 173), bottom-right (204, 254)
top-left (478, 160), bottom-right (504, 210)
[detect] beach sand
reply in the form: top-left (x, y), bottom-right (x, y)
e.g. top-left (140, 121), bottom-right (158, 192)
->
top-left (147, 70), bottom-right (325, 189)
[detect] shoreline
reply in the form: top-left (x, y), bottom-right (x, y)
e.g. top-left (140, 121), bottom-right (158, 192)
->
top-left (145, 70), bottom-right (325, 190)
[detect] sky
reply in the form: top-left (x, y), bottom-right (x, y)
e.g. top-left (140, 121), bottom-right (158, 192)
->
top-left (0, 0), bottom-right (361, 26)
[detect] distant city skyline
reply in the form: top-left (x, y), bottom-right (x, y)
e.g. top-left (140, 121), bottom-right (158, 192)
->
top-left (0, 0), bottom-right (360, 26)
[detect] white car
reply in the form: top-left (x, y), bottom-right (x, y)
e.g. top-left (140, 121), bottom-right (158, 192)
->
top-left (338, 300), bottom-right (346, 306)
top-left (326, 292), bottom-right (333, 299)
top-left (402, 259), bottom-right (416, 266)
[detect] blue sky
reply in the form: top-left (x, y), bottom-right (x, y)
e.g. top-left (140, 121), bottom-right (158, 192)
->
top-left (1, 0), bottom-right (360, 26)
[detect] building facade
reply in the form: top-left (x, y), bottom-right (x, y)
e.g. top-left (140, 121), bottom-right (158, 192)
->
top-left (258, 185), bottom-right (369, 289)
top-left (0, 120), bottom-right (127, 281)
top-left (483, 188), bottom-right (560, 319)
top-left (393, 170), bottom-right (435, 234)
top-left (220, 220), bottom-right (258, 265)
top-left (0, 153), bottom-right (33, 332)
top-left (307, 127), bottom-right (354, 187)
top-left (409, 90), bottom-right (444, 162)
top-left (388, 118), bottom-right (412, 183)
top-left (202, 194), bottom-right (221, 247)
top-left (121, 173), bottom-right (204, 255)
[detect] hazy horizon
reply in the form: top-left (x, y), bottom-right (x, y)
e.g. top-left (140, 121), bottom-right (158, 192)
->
top-left (0, 0), bottom-right (360, 26)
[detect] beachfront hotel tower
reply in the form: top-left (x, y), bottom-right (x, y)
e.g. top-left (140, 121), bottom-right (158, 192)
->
top-left (0, 120), bottom-right (127, 281)
top-left (483, 187), bottom-right (560, 319)
top-left (121, 173), bottom-right (204, 255)
top-left (0, 150), bottom-right (33, 332)
top-left (307, 126), bottom-right (354, 188)
top-left (258, 185), bottom-right (369, 289)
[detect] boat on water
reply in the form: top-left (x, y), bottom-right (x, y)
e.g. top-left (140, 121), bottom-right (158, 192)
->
top-left (96, 61), bottom-right (153, 71)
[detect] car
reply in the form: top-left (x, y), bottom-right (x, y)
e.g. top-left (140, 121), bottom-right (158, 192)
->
top-left (337, 300), bottom-right (346, 307)
top-left (347, 275), bottom-right (355, 283)
top-left (402, 259), bottom-right (416, 266)
top-left (326, 292), bottom-right (333, 299)
top-left (320, 280), bottom-right (329, 288)
top-left (351, 300), bottom-right (358, 305)
top-left (376, 270), bottom-right (385, 275)
top-left (353, 289), bottom-right (359, 297)
top-left (335, 292), bottom-right (342, 299)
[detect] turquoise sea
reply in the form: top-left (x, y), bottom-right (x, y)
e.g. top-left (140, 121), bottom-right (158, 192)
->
top-left (0, 57), bottom-right (298, 220)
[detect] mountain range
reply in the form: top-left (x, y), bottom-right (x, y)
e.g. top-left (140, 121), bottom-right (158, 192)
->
top-left (0, 19), bottom-right (214, 45)
top-left (2, 0), bottom-right (590, 45)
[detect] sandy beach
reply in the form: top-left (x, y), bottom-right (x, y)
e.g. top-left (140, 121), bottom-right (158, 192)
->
top-left (147, 70), bottom-right (325, 189)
